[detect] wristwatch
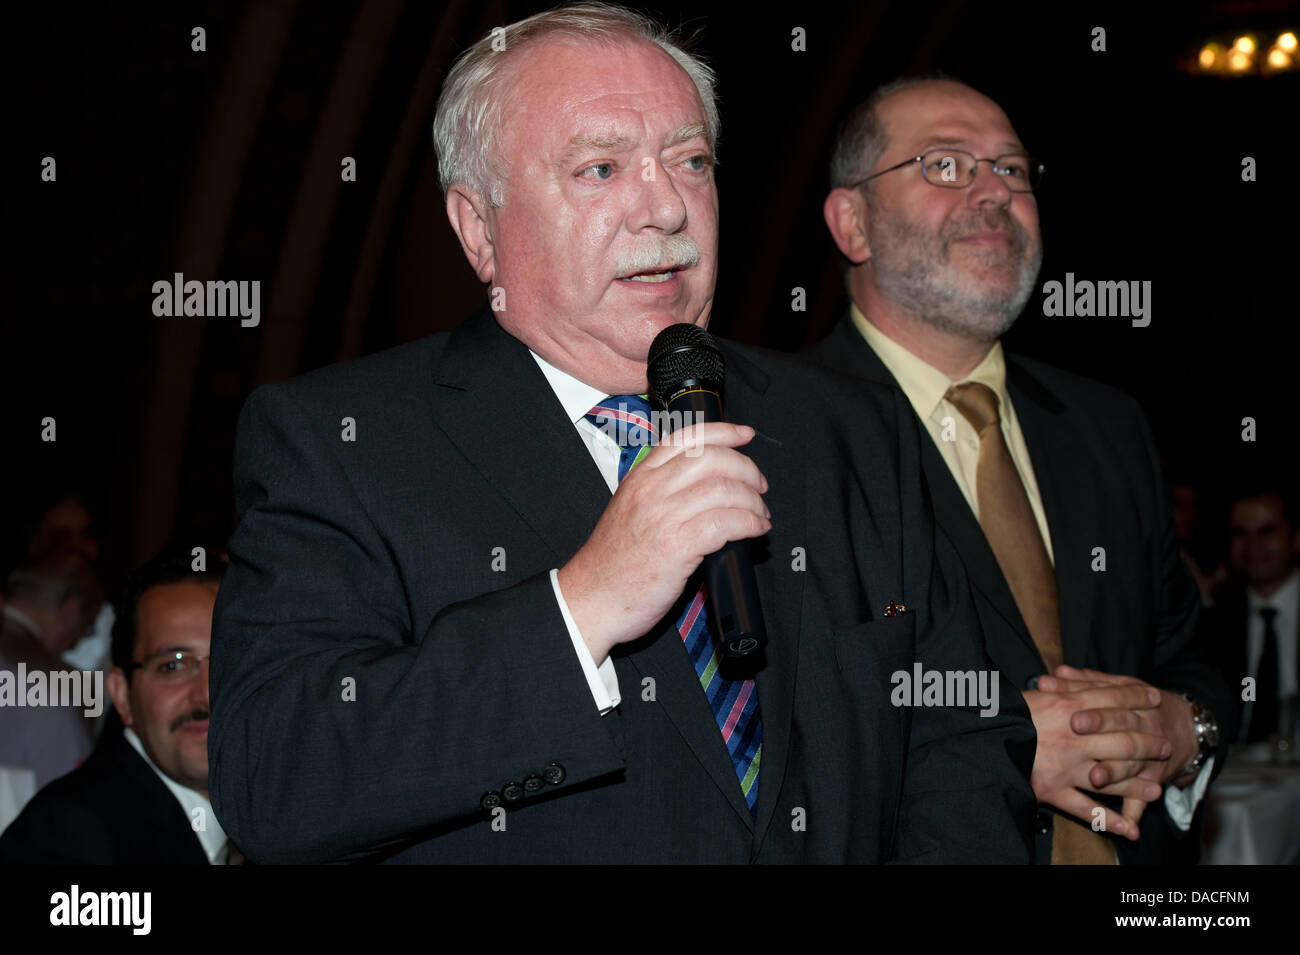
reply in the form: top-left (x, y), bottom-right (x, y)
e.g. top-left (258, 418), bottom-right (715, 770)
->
top-left (1175, 694), bottom-right (1219, 783)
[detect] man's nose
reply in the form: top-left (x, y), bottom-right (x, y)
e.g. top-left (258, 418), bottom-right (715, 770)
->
top-left (965, 160), bottom-right (1013, 208)
top-left (628, 157), bottom-right (688, 232)
top-left (190, 656), bottom-right (211, 701)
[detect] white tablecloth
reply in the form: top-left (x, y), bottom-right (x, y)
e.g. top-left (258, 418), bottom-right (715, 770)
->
top-left (1202, 748), bottom-right (1300, 865)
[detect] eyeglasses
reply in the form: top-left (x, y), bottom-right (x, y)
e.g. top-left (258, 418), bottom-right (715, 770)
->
top-left (851, 149), bottom-right (1044, 193)
top-left (129, 649), bottom-right (210, 683)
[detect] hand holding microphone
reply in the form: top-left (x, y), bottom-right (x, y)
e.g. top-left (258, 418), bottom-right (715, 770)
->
top-left (557, 325), bottom-right (771, 665)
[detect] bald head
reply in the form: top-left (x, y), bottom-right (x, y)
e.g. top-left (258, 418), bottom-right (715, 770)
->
top-left (879, 81), bottom-right (1023, 171)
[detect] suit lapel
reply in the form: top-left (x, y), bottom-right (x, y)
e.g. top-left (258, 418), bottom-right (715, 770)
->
top-left (726, 346), bottom-right (803, 849)
top-left (822, 315), bottom-right (1040, 663)
top-left (1006, 360), bottom-right (1099, 669)
top-left (425, 309), bottom-right (612, 566)
top-left (916, 433), bottom-right (1040, 662)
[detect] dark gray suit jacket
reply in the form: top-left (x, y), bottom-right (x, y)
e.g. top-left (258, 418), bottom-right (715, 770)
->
top-left (209, 307), bottom-right (1036, 863)
top-left (0, 730), bottom-right (210, 864)
top-left (804, 311), bottom-right (1232, 865)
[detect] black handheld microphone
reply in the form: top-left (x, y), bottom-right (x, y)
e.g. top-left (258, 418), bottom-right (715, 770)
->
top-left (647, 324), bottom-right (768, 659)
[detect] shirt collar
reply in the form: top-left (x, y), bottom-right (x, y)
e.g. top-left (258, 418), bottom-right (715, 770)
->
top-left (849, 302), bottom-right (1012, 421)
top-left (123, 728), bottom-right (228, 863)
top-left (1248, 567), bottom-right (1300, 614)
top-left (530, 349), bottom-right (614, 424)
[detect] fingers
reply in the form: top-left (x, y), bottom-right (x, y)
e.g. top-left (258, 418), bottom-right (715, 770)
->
top-left (679, 505), bottom-right (773, 555)
top-left (1094, 775), bottom-right (1164, 803)
top-left (1050, 788), bottom-right (1140, 841)
top-left (686, 504), bottom-right (773, 547)
top-left (662, 471), bottom-right (769, 521)
top-left (1070, 706), bottom-right (1142, 735)
top-left (1088, 759), bottom-right (1144, 789)
top-left (657, 457), bottom-right (770, 514)
top-left (1039, 680), bottom-right (1162, 711)
top-left (1121, 797), bottom-right (1149, 826)
top-left (642, 422), bottom-right (757, 470)
top-left (639, 428), bottom-right (769, 500)
top-left (1079, 731), bottom-right (1171, 764)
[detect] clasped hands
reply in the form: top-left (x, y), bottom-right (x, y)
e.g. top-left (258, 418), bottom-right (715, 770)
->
top-left (1023, 665), bottom-right (1199, 840)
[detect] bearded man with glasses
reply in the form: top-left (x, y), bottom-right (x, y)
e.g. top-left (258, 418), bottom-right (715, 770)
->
top-left (805, 76), bottom-right (1231, 866)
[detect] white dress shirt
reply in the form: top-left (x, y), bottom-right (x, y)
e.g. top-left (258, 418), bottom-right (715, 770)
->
top-left (530, 350), bottom-right (624, 716)
top-left (122, 728), bottom-right (231, 864)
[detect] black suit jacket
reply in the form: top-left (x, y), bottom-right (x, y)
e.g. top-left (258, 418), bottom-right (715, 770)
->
top-left (0, 730), bottom-right (210, 864)
top-left (208, 307), bottom-right (1036, 864)
top-left (1201, 583), bottom-right (1296, 743)
top-left (804, 311), bottom-right (1232, 865)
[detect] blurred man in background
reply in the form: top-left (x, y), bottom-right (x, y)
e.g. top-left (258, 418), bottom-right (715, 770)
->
top-left (1201, 484), bottom-right (1297, 743)
top-left (25, 492), bottom-right (116, 680)
top-left (0, 552), bottom-right (103, 830)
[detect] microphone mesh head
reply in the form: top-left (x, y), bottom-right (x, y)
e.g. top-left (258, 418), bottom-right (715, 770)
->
top-left (648, 324), bottom-right (725, 403)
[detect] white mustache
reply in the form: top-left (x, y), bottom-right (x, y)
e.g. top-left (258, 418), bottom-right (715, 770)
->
top-left (616, 235), bottom-right (700, 276)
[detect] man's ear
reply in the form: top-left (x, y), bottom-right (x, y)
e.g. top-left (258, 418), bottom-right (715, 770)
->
top-left (445, 185), bottom-right (497, 285)
top-left (107, 666), bottom-right (134, 727)
top-left (823, 188), bottom-right (872, 266)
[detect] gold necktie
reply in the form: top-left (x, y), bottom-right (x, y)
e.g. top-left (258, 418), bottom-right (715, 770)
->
top-left (946, 381), bottom-right (1115, 865)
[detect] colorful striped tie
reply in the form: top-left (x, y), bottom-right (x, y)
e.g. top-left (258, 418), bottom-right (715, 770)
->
top-left (585, 395), bottom-right (763, 814)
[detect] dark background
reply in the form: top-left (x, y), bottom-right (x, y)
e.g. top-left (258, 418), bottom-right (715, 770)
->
top-left (6, 0), bottom-right (1297, 585)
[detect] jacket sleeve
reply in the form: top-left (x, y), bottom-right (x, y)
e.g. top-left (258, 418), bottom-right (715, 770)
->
top-left (208, 384), bottom-right (625, 863)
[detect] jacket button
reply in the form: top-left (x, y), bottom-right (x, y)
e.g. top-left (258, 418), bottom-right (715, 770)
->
top-left (522, 774), bottom-right (544, 795)
top-left (542, 762), bottom-right (566, 785)
top-left (481, 791), bottom-right (502, 811)
top-left (502, 781), bottom-right (524, 802)
top-left (1036, 809), bottom-right (1052, 835)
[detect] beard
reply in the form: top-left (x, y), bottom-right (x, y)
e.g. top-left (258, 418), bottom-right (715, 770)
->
top-left (865, 197), bottom-right (1043, 344)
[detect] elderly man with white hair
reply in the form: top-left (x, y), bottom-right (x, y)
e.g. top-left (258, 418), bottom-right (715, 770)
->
top-left (208, 2), bottom-right (1036, 864)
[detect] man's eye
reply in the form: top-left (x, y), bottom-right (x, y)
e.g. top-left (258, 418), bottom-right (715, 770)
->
top-left (158, 660), bottom-right (181, 674)
top-left (1000, 164), bottom-right (1028, 178)
top-left (683, 154), bottom-right (712, 171)
top-left (581, 162), bottom-right (614, 180)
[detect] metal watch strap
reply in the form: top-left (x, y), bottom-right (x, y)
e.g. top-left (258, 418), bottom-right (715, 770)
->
top-left (1176, 694), bottom-right (1216, 780)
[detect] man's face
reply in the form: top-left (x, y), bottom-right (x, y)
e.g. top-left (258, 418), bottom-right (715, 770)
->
top-left (108, 582), bottom-right (216, 795)
top-left (861, 81), bottom-right (1042, 342)
top-left (476, 37), bottom-right (718, 394)
top-left (1229, 495), bottom-right (1297, 590)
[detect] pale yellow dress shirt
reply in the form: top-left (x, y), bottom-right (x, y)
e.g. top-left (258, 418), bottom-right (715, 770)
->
top-left (850, 303), bottom-right (1055, 564)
